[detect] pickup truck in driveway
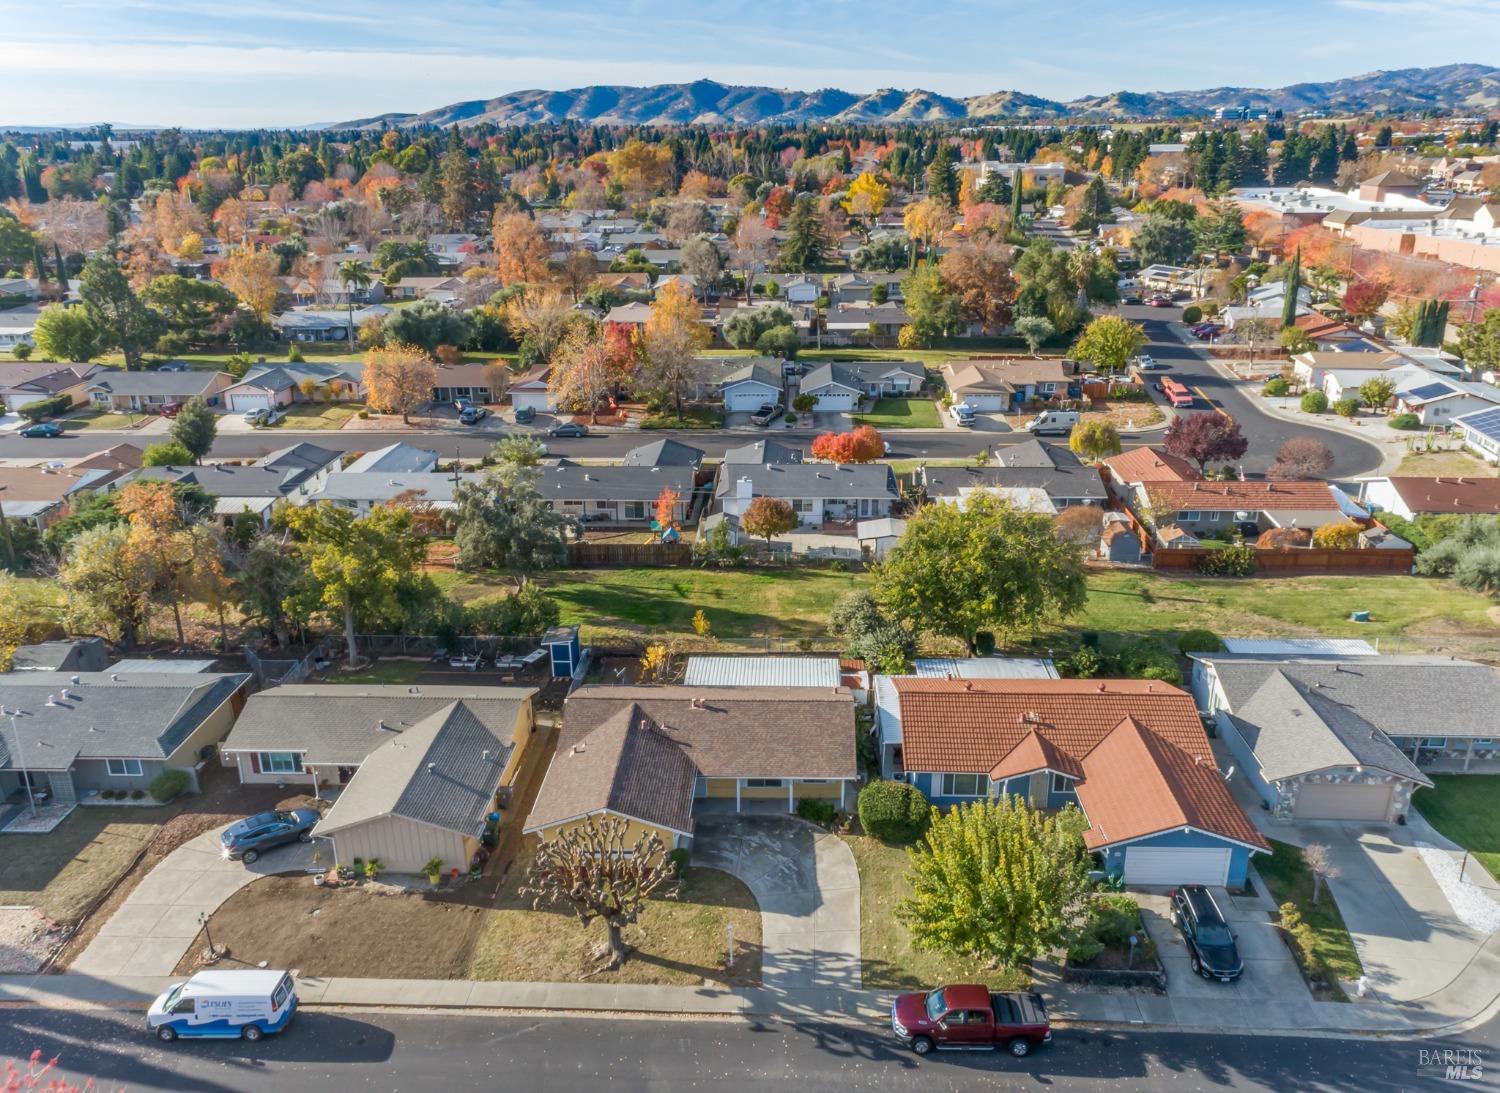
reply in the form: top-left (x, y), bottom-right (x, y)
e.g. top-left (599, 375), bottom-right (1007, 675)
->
top-left (890, 985), bottom-right (1051, 1057)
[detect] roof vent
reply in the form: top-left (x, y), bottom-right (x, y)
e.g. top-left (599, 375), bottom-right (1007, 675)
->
top-left (427, 763), bottom-right (436, 772)
top-left (481, 749), bottom-right (490, 762)
top-left (110, 674), bottom-right (121, 682)
top-left (1096, 683), bottom-right (1106, 693)
top-left (407, 686), bottom-right (421, 695)
top-left (60, 688), bottom-right (71, 701)
top-left (691, 697), bottom-right (708, 710)
top-left (46, 694), bottom-right (57, 706)
top-left (571, 741), bottom-right (586, 755)
top-left (70, 675), bottom-right (80, 686)
top-left (963, 680), bottom-right (973, 691)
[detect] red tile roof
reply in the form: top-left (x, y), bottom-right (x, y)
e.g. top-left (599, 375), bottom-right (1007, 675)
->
top-left (1103, 447), bottom-right (1199, 483)
top-left (1142, 479), bottom-right (1341, 512)
top-left (893, 679), bottom-right (1265, 851)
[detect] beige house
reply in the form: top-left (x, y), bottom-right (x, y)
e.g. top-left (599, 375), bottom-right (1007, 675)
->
top-left (525, 686), bottom-right (858, 849)
top-left (221, 685), bottom-right (537, 874)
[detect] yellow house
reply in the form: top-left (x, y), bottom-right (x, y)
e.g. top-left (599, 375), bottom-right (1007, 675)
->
top-left (525, 685), bottom-right (858, 848)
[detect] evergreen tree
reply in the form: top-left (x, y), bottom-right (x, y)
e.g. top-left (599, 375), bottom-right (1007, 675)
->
top-left (1282, 249), bottom-right (1301, 329)
top-left (52, 241), bottom-right (67, 286)
top-left (778, 195), bottom-right (829, 271)
top-left (926, 143), bottom-right (959, 206)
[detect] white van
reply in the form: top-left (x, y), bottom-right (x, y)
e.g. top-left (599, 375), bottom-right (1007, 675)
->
top-left (1022, 410), bottom-right (1079, 436)
top-left (147, 969), bottom-right (298, 1042)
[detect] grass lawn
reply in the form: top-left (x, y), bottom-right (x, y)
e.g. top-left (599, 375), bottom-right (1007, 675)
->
top-left (844, 834), bottom-right (1030, 990)
top-left (59, 411), bottom-right (149, 432)
top-left (269, 403), bottom-right (361, 430)
top-left (470, 857), bottom-right (760, 986)
top-left (853, 398), bottom-right (941, 429)
top-left (1254, 840), bottom-right (1363, 1000)
top-left (1396, 450), bottom-right (1497, 478)
top-left (885, 457), bottom-right (973, 476)
top-left (1414, 776), bottom-right (1500, 882)
top-left (318, 659), bottom-right (427, 686)
top-left (0, 808), bottom-right (169, 925)
top-left (639, 405), bottom-right (723, 430)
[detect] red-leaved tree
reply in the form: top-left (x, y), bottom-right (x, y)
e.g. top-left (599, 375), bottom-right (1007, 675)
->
top-left (654, 486), bottom-right (679, 529)
top-left (1342, 279), bottom-right (1389, 322)
top-left (1163, 412), bottom-right (1248, 473)
top-left (811, 425), bottom-right (885, 463)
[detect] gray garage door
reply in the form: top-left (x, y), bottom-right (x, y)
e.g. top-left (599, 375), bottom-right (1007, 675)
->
top-left (1293, 782), bottom-right (1393, 822)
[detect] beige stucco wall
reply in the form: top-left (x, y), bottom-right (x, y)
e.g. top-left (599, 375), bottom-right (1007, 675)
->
top-left (531, 812), bottom-right (681, 849)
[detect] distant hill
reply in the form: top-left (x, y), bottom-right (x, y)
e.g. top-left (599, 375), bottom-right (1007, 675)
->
top-left (336, 65), bottom-right (1500, 129)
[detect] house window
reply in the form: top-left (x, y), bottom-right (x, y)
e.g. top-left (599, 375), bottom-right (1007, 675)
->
top-left (257, 752), bottom-right (304, 774)
top-left (1207, 511), bottom-right (1222, 522)
top-left (792, 499), bottom-right (814, 514)
top-left (624, 501), bottom-right (647, 520)
top-left (1177, 510), bottom-right (1201, 521)
top-left (105, 758), bottom-right (143, 777)
top-left (745, 778), bottom-right (784, 788)
top-left (1423, 737), bottom-right (1448, 749)
top-left (592, 500), bottom-right (611, 510)
top-left (1051, 773), bottom-right (1075, 794)
top-left (940, 773), bottom-right (988, 797)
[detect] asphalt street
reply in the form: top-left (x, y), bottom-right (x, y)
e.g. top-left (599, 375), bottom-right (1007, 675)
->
top-left (0, 1005), bottom-right (1492, 1092)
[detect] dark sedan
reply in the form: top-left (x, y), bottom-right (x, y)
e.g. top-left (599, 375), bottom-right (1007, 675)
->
top-left (548, 421), bottom-right (589, 438)
top-left (19, 422), bottom-right (63, 438)
top-left (220, 808), bottom-right (320, 864)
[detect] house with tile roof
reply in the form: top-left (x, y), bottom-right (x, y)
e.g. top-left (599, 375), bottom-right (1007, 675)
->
top-left (1359, 475), bottom-right (1500, 518)
top-left (880, 678), bottom-right (1269, 886)
top-left (524, 686), bottom-right (858, 848)
top-left (1133, 479), bottom-right (1356, 542)
top-left (220, 684), bottom-right (537, 874)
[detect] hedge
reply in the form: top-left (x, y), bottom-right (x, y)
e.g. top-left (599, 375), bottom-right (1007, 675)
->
top-left (1176, 628), bottom-right (1222, 654)
top-left (1262, 377), bottom-right (1289, 397)
top-left (1299, 391), bottom-right (1329, 414)
top-left (857, 780), bottom-right (930, 843)
top-left (1390, 412), bottom-right (1421, 430)
top-left (149, 768), bottom-right (190, 803)
top-left (18, 394), bottom-right (72, 423)
top-left (1195, 543), bottom-right (1257, 576)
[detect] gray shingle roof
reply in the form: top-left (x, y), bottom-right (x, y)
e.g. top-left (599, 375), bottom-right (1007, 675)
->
top-left (344, 443), bottom-right (440, 475)
top-left (721, 439), bottom-right (802, 465)
top-left (923, 454), bottom-right (1106, 504)
top-left (0, 671), bottom-right (249, 770)
top-left (221, 685), bottom-right (534, 767)
top-left (542, 462), bottom-right (696, 502)
top-left (801, 360), bottom-right (923, 390)
top-left (86, 371), bottom-right (230, 397)
top-left (799, 362), bottom-right (863, 394)
top-left (621, 439), bottom-right (705, 469)
top-left (715, 462), bottom-right (897, 500)
top-left (315, 699), bottom-right (526, 838)
top-left (721, 361), bottom-right (784, 390)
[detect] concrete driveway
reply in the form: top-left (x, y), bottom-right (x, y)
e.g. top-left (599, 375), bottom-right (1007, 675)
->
top-left (70, 825), bottom-right (316, 978)
top-left (1140, 886), bottom-right (1312, 1026)
top-left (1313, 826), bottom-right (1488, 1002)
top-left (691, 814), bottom-right (860, 991)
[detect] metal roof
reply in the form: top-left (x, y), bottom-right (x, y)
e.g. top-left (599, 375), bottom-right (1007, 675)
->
top-left (1220, 638), bottom-right (1378, 656)
top-left (107, 659), bottom-right (219, 673)
top-left (912, 657), bottom-right (1061, 680)
top-left (683, 656), bottom-right (841, 688)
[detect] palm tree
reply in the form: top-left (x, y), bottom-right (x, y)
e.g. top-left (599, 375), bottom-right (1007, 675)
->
top-left (337, 259), bottom-right (374, 345)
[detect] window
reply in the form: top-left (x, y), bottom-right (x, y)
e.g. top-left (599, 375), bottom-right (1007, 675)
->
top-left (1207, 511), bottom-right (1222, 522)
top-left (257, 752), bottom-right (303, 774)
top-left (1178, 510), bottom-right (1202, 521)
top-left (792, 499), bottom-right (814, 514)
top-left (1051, 773), bottom-right (1075, 794)
top-left (105, 758), bottom-right (143, 777)
top-left (1423, 737), bottom-right (1448, 749)
top-left (624, 501), bottom-right (647, 520)
top-left (941, 773), bottom-right (987, 797)
top-left (744, 778), bottom-right (784, 788)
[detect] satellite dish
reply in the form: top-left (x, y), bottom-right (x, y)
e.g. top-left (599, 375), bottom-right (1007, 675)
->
top-left (1234, 510), bottom-right (1250, 521)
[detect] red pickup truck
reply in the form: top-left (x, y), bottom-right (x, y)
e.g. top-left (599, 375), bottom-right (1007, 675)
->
top-left (890, 985), bottom-right (1052, 1057)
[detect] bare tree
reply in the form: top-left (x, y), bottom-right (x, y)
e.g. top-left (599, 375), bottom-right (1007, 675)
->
top-left (732, 216), bottom-right (776, 302)
top-left (521, 815), bottom-right (681, 968)
top-left (1303, 843), bottom-right (1341, 906)
top-left (1269, 437), bottom-right (1334, 480)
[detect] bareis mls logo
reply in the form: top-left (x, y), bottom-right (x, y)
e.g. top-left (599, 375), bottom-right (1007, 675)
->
top-left (1419, 1048), bottom-right (1484, 1081)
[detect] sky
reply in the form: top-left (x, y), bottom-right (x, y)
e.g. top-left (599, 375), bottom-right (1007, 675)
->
top-left (0, 0), bottom-right (1496, 128)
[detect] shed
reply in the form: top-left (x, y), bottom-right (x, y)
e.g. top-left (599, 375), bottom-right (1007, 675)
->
top-left (683, 656), bottom-right (841, 688)
top-left (544, 626), bottom-right (582, 679)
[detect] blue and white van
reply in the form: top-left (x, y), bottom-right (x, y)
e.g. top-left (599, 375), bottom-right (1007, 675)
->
top-left (147, 969), bottom-right (298, 1042)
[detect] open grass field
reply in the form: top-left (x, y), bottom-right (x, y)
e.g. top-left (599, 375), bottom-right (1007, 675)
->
top-left (1414, 776), bottom-right (1500, 883)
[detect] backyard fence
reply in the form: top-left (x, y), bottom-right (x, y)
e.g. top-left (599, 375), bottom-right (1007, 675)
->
top-left (567, 542), bottom-right (694, 567)
top-left (1153, 546), bottom-right (1415, 575)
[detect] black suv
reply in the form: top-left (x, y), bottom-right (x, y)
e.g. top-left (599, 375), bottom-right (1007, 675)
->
top-left (1170, 885), bottom-right (1243, 982)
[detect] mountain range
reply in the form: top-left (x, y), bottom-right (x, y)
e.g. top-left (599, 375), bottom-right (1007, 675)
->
top-left (336, 64), bottom-right (1500, 129)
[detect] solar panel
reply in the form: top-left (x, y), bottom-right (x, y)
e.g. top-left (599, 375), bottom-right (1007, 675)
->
top-left (1457, 406), bottom-right (1500, 439)
top-left (1405, 382), bottom-right (1455, 401)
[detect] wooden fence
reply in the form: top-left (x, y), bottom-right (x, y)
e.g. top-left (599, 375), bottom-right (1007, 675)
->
top-left (566, 542), bottom-right (693, 568)
top-left (1154, 546), bottom-right (1415, 575)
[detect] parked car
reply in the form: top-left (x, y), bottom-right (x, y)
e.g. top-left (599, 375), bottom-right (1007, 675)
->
top-left (1022, 409), bottom-right (1079, 436)
top-left (160, 401), bottom-right (184, 418)
top-left (1170, 885), bottom-right (1243, 982)
top-left (1192, 323), bottom-right (1224, 340)
top-left (242, 406), bottom-right (272, 426)
top-left (19, 421), bottom-right (63, 437)
top-left (1146, 295), bottom-right (1173, 308)
top-left (951, 403), bottom-right (976, 427)
top-left (548, 421), bottom-right (588, 438)
top-left (749, 403), bottom-right (783, 427)
top-left (1121, 293), bottom-right (1143, 305)
top-left (513, 405), bottom-right (536, 425)
top-left (1132, 354), bottom-right (1164, 371)
top-left (459, 406), bottom-right (489, 425)
top-left (155, 361), bottom-right (191, 373)
top-left (148, 970), bottom-right (297, 1043)
top-left (220, 809), bottom-right (321, 864)
top-left (453, 397), bottom-right (473, 413)
top-left (890, 985), bottom-right (1052, 1057)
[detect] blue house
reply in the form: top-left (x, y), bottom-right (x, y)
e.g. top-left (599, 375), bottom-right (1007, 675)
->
top-left (884, 677), bottom-right (1268, 887)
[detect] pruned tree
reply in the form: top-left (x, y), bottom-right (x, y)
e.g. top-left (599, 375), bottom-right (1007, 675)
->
top-left (452, 462), bottom-right (574, 588)
top-left (1303, 843), bottom-right (1341, 906)
top-left (898, 797), bottom-right (1092, 970)
top-left (522, 815), bottom-right (682, 969)
top-left (1268, 437), bottom-right (1333, 480)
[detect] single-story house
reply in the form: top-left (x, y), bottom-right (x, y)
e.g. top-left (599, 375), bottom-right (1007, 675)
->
top-left (222, 361), bottom-right (365, 415)
top-left (1133, 479), bottom-right (1356, 540)
top-left (722, 438), bottom-right (802, 465)
top-left (779, 275), bottom-right (822, 305)
top-left (303, 471), bottom-right (475, 515)
top-left (0, 455), bottom-right (139, 528)
top-left (85, 371), bottom-right (232, 412)
top-left (0, 278), bottom-right (40, 303)
top-left (795, 362), bottom-right (864, 413)
top-left (431, 363), bottom-right (507, 406)
top-left (508, 366), bottom-right (556, 414)
top-left (1290, 351), bottom-right (1409, 391)
top-left (1393, 376), bottom-right (1500, 427)
top-left (0, 312), bottom-right (38, 351)
top-left (823, 303), bottom-right (910, 344)
top-left (126, 442), bottom-right (340, 525)
top-left (798, 361), bottom-right (925, 411)
top-left (1454, 406), bottom-right (1500, 465)
top-left (385, 275), bottom-right (465, 302)
top-left (922, 439), bottom-right (1106, 509)
top-left (1191, 654), bottom-right (1500, 821)
top-left (0, 362), bottom-right (102, 413)
top-left (1360, 475), bottom-right (1500, 519)
top-left (684, 356), bottom-right (780, 403)
top-left (524, 685), bottom-right (859, 848)
top-left (271, 306), bottom-right (391, 343)
top-left (880, 677), bottom-right (1268, 886)
top-left (8, 638), bottom-right (109, 673)
top-left (289, 276), bottom-right (385, 307)
top-left (343, 442), bottom-right (440, 475)
top-left (720, 360), bottom-right (785, 413)
top-left (943, 358), bottom-right (1071, 411)
top-left (539, 461), bottom-right (695, 526)
top-left (603, 302), bottom-right (654, 329)
top-left (715, 462), bottom-right (899, 527)
top-left (621, 438), bottom-right (704, 470)
top-left (829, 272), bottom-right (906, 305)
top-left (0, 670), bottom-right (250, 809)
top-left (221, 684), bottom-right (537, 874)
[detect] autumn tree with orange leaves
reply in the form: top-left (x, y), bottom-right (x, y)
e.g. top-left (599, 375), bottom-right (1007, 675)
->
top-left (811, 425), bottom-right (885, 463)
top-left (493, 210), bottom-right (551, 286)
top-left (217, 247), bottom-right (281, 323)
top-left (654, 486), bottom-right (681, 530)
top-left (364, 343), bottom-right (437, 424)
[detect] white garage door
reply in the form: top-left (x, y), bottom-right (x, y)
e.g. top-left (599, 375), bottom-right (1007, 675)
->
top-left (725, 388), bottom-right (775, 412)
top-left (511, 391), bottom-right (555, 412)
top-left (229, 392), bottom-right (271, 413)
top-left (812, 391), bottom-right (857, 411)
top-left (1124, 846), bottom-right (1231, 887)
top-left (1294, 783), bottom-right (1393, 822)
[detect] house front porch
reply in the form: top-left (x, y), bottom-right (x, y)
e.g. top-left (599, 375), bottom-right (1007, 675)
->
top-left (1, 770), bottom-right (79, 832)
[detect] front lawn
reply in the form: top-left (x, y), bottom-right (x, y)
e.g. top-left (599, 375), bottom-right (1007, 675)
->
top-left (59, 411), bottom-right (148, 431)
top-left (1396, 450), bottom-right (1497, 478)
top-left (268, 403), bottom-right (361, 430)
top-left (0, 809), bottom-right (168, 925)
top-left (844, 833), bottom-right (1030, 990)
top-left (853, 398), bottom-right (941, 429)
top-left (1254, 840), bottom-right (1363, 1000)
top-left (1414, 776), bottom-right (1500, 882)
top-left (639, 404), bottom-right (723, 430)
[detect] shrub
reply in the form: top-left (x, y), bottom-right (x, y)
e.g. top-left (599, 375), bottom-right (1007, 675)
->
top-left (13, 342), bottom-right (33, 360)
top-left (783, 412), bottom-right (796, 424)
top-left (1176, 628), bottom-right (1221, 654)
top-left (1262, 377), bottom-right (1289, 397)
top-left (1258, 526), bottom-right (1312, 548)
top-left (792, 393), bottom-right (816, 413)
top-left (130, 789), bottom-right (145, 801)
top-left (18, 394), bottom-right (73, 423)
top-left (1334, 395), bottom-right (1361, 418)
top-left (666, 847), bottom-right (691, 875)
top-left (1120, 640), bottom-right (1181, 684)
top-left (423, 856), bottom-right (444, 882)
top-left (857, 779), bottom-right (930, 844)
top-left (99, 789), bottom-right (116, 800)
top-left (1196, 543), bottom-right (1257, 576)
top-left (1390, 412), bottom-right (1420, 430)
top-left (149, 768), bottom-right (190, 803)
top-left (796, 798), bottom-right (837, 826)
top-left (287, 343), bottom-right (305, 363)
top-left (1067, 894), bottom-right (1145, 965)
top-left (1312, 520), bottom-right (1362, 550)
top-left (1181, 305), bottom-right (1202, 324)
top-left (1299, 390), bottom-right (1328, 413)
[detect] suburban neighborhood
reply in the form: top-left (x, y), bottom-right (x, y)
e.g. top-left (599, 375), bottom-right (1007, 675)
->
top-left (3, 32), bottom-right (1500, 1093)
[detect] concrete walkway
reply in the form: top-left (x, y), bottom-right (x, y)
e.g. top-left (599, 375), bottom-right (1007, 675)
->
top-left (69, 824), bottom-right (316, 978)
top-left (691, 814), bottom-right (861, 991)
